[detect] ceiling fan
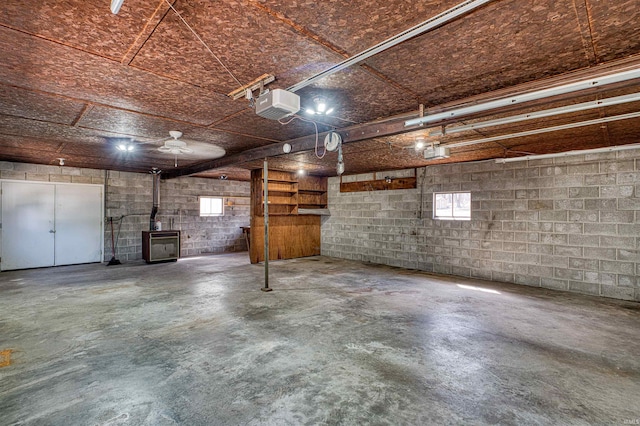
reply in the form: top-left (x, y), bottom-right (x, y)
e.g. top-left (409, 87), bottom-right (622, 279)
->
top-left (158, 131), bottom-right (193, 167)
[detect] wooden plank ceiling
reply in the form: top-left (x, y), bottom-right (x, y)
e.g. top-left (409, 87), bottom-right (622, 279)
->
top-left (1, 0), bottom-right (640, 180)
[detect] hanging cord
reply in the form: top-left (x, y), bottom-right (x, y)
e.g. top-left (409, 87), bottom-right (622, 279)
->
top-left (278, 114), bottom-right (328, 159)
top-left (163, 0), bottom-right (244, 88)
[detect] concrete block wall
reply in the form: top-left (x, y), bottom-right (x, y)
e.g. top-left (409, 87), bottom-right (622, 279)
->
top-left (105, 171), bottom-right (250, 260)
top-left (159, 176), bottom-right (250, 257)
top-left (0, 161), bottom-right (250, 262)
top-left (322, 149), bottom-right (640, 302)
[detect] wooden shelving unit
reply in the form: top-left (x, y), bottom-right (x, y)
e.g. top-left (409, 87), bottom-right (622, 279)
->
top-left (252, 170), bottom-right (327, 216)
top-left (249, 169), bottom-right (328, 263)
top-left (298, 175), bottom-right (328, 210)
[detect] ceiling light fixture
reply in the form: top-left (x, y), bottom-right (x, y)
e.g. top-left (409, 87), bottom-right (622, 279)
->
top-left (405, 68), bottom-right (640, 128)
top-left (305, 96), bottom-right (334, 116)
top-left (424, 145), bottom-right (450, 160)
top-left (415, 137), bottom-right (426, 150)
top-left (495, 143), bottom-right (640, 163)
top-left (58, 158), bottom-right (65, 166)
top-left (430, 92), bottom-right (640, 137)
top-left (297, 169), bottom-right (305, 176)
top-left (110, 0), bottom-right (124, 14)
top-left (444, 110), bottom-right (640, 150)
top-left (116, 143), bottom-right (135, 152)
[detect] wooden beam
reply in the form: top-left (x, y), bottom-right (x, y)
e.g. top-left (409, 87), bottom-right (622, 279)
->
top-left (161, 116), bottom-right (411, 179)
top-left (227, 73), bottom-right (275, 100)
top-left (340, 177), bottom-right (417, 193)
top-left (162, 55), bottom-right (640, 179)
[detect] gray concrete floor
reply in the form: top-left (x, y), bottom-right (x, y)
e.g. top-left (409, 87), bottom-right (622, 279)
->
top-left (0, 253), bottom-right (639, 425)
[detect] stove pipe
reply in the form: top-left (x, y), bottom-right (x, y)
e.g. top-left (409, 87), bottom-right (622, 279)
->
top-left (150, 171), bottom-right (161, 231)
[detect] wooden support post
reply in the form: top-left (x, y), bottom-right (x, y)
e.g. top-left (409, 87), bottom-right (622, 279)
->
top-left (261, 159), bottom-right (272, 292)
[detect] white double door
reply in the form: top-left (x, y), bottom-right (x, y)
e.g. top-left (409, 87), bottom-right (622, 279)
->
top-left (1, 180), bottom-right (103, 271)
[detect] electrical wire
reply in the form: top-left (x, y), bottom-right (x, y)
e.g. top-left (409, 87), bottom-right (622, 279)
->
top-left (163, 0), bottom-right (244, 88)
top-left (278, 114), bottom-right (328, 159)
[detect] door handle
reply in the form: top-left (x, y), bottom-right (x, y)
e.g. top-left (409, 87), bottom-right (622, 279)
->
top-left (49, 230), bottom-right (56, 233)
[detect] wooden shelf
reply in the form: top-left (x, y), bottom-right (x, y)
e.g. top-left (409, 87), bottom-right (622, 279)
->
top-left (267, 178), bottom-right (297, 183)
top-left (298, 208), bottom-right (330, 215)
top-left (340, 176), bottom-right (417, 192)
top-left (250, 169), bottom-right (327, 264)
top-left (252, 169), bottom-right (327, 217)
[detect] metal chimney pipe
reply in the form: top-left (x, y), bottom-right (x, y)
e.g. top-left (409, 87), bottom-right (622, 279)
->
top-left (150, 170), bottom-right (161, 230)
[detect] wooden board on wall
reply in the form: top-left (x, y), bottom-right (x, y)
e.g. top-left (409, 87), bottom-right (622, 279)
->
top-left (340, 176), bottom-right (416, 192)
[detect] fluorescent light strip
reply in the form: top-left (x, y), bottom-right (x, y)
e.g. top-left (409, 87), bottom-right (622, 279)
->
top-left (495, 143), bottom-right (640, 163)
top-left (444, 110), bottom-right (640, 149)
top-left (287, 0), bottom-right (494, 93)
top-left (405, 68), bottom-right (640, 127)
top-left (111, 0), bottom-right (124, 14)
top-left (429, 92), bottom-right (640, 137)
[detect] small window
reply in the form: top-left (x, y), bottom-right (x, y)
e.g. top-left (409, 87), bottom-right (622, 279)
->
top-left (434, 192), bottom-right (471, 220)
top-left (200, 196), bottom-right (224, 216)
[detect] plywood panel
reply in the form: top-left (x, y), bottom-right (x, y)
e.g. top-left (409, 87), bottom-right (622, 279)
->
top-left (249, 168), bottom-right (324, 263)
top-left (0, 0), bottom-right (160, 60)
top-left (250, 215), bottom-right (321, 263)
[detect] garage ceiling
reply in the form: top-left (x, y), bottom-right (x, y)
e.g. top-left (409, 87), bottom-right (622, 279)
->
top-left (1, 0), bottom-right (640, 180)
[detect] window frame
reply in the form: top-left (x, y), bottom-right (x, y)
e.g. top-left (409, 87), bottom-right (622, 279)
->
top-left (433, 191), bottom-right (471, 220)
top-left (199, 196), bottom-right (225, 217)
